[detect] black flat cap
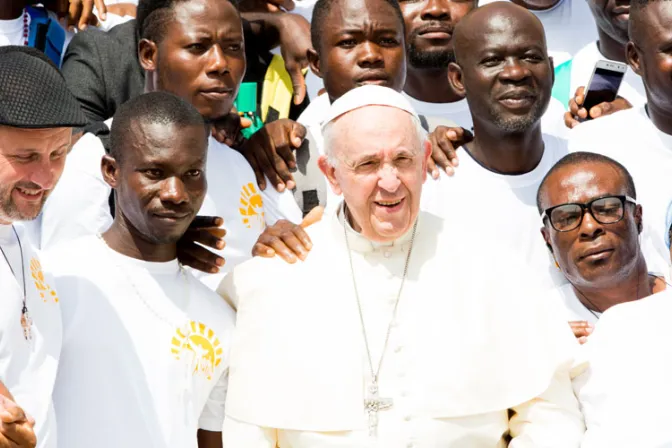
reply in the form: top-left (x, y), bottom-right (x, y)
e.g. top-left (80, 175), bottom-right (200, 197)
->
top-left (0, 46), bottom-right (88, 128)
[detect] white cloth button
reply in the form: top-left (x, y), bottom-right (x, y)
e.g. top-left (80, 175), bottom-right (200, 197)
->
top-left (404, 415), bottom-right (412, 422)
top-left (383, 251), bottom-right (392, 258)
top-left (406, 443), bottom-right (414, 448)
top-left (394, 346), bottom-right (402, 353)
top-left (401, 390), bottom-right (409, 397)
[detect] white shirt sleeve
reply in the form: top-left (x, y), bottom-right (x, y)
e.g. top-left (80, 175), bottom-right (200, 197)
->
top-left (40, 134), bottom-right (113, 250)
top-left (198, 369), bottom-right (229, 432)
top-left (508, 363), bottom-right (585, 447)
top-left (222, 415), bottom-right (277, 447)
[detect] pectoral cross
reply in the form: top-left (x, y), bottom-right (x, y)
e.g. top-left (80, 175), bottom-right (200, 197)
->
top-left (364, 382), bottom-right (392, 437)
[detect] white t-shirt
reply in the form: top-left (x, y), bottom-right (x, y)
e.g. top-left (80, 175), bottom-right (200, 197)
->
top-left (45, 235), bottom-right (236, 448)
top-left (568, 106), bottom-right (672, 278)
top-left (421, 134), bottom-right (571, 288)
top-left (572, 288), bottom-right (672, 447)
top-left (570, 41), bottom-right (647, 110)
top-left (0, 13), bottom-right (27, 46)
top-left (0, 223), bottom-right (61, 448)
top-left (40, 118), bottom-right (301, 289)
top-left (548, 283), bottom-right (601, 324)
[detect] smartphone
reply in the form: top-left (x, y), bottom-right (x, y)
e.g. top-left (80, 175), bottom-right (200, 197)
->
top-left (580, 60), bottom-right (628, 120)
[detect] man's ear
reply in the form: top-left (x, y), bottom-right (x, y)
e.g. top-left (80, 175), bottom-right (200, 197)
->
top-left (102, 154), bottom-right (120, 189)
top-left (307, 48), bottom-right (322, 79)
top-left (549, 56), bottom-right (555, 87)
top-left (317, 155), bottom-right (341, 195)
top-left (447, 62), bottom-right (466, 96)
top-left (635, 204), bottom-right (644, 233)
top-left (626, 41), bottom-right (643, 76)
top-left (138, 38), bottom-right (159, 71)
top-left (541, 226), bottom-right (553, 253)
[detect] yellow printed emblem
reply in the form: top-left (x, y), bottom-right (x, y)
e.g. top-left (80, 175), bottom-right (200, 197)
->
top-left (171, 321), bottom-right (223, 380)
top-left (239, 182), bottom-right (265, 229)
top-left (30, 258), bottom-right (58, 303)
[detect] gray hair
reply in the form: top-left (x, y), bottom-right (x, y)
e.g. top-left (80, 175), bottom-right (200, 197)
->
top-left (322, 110), bottom-right (427, 167)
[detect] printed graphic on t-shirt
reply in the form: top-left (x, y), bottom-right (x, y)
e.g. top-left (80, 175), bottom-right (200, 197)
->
top-left (171, 321), bottom-right (223, 381)
top-left (30, 258), bottom-right (59, 303)
top-left (239, 182), bottom-right (265, 230)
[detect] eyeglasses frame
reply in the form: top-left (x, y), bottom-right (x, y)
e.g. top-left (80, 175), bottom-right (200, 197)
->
top-left (541, 195), bottom-right (638, 232)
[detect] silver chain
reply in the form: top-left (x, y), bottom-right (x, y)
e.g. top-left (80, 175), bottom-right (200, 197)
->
top-left (97, 234), bottom-right (191, 329)
top-left (342, 206), bottom-right (418, 385)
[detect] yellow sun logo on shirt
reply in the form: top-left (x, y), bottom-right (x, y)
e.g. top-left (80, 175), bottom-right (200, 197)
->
top-left (171, 321), bottom-right (223, 380)
top-left (239, 182), bottom-right (265, 230)
top-left (29, 258), bottom-right (58, 303)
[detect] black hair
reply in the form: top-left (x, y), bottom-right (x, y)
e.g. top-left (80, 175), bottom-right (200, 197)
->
top-left (137, 0), bottom-right (239, 42)
top-left (310, 0), bottom-right (405, 53)
top-left (110, 91), bottom-right (208, 163)
top-left (536, 151), bottom-right (637, 214)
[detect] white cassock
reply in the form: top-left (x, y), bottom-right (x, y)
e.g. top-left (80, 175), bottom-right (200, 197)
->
top-left (218, 206), bottom-right (585, 447)
top-left (572, 288), bottom-right (672, 447)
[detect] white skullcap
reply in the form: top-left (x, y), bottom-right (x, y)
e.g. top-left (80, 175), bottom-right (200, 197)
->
top-left (320, 85), bottom-right (420, 131)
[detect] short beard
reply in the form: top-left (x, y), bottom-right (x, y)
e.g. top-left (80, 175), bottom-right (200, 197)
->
top-left (489, 100), bottom-right (546, 133)
top-left (0, 185), bottom-right (46, 223)
top-left (407, 44), bottom-right (455, 69)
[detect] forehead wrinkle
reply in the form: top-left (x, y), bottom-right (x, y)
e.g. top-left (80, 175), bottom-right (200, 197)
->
top-left (554, 165), bottom-right (626, 205)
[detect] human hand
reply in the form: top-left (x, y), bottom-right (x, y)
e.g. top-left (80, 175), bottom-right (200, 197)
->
top-left (564, 86), bottom-right (633, 129)
top-left (241, 119), bottom-right (306, 192)
top-left (276, 13), bottom-right (311, 105)
top-left (569, 320), bottom-right (594, 345)
top-left (427, 126), bottom-right (473, 178)
top-left (105, 3), bottom-right (136, 17)
top-left (51, 0), bottom-right (107, 30)
top-left (177, 216), bottom-right (226, 274)
top-left (251, 206), bottom-right (322, 263)
top-left (0, 396), bottom-right (36, 448)
top-left (211, 111), bottom-right (252, 149)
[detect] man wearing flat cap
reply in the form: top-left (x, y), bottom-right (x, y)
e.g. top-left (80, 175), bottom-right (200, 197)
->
top-left (218, 86), bottom-right (585, 447)
top-left (0, 45), bottom-right (88, 448)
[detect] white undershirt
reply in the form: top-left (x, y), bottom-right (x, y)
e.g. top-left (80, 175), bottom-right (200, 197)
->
top-left (46, 235), bottom-right (236, 448)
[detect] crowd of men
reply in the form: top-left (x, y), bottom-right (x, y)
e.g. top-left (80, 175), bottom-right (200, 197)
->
top-left (1, 0), bottom-right (672, 446)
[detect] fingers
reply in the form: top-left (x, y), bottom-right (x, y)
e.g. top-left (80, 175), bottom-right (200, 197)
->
top-left (77, 0), bottom-right (93, 30)
top-left (427, 157), bottom-right (439, 180)
top-left (94, 0), bottom-right (106, 20)
top-left (251, 242), bottom-right (276, 258)
top-left (290, 122), bottom-right (307, 149)
top-left (574, 86), bottom-right (585, 106)
top-left (67, 0), bottom-right (82, 29)
top-left (300, 206), bottom-right (323, 229)
top-left (287, 64), bottom-right (307, 105)
top-left (569, 321), bottom-right (594, 340)
top-left (240, 117), bottom-right (252, 129)
top-left (186, 228), bottom-right (226, 250)
top-left (177, 242), bottom-right (225, 274)
top-left (1, 421), bottom-right (36, 448)
top-left (246, 152), bottom-right (267, 191)
top-left (290, 224), bottom-right (313, 251)
top-left (190, 216), bottom-right (224, 229)
top-left (428, 130), bottom-right (452, 177)
top-left (563, 111), bottom-right (580, 129)
top-left (253, 220), bottom-right (313, 263)
top-left (280, 0), bottom-right (295, 10)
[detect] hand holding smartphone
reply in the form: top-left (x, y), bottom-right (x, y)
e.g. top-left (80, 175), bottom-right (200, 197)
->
top-left (579, 60), bottom-right (628, 121)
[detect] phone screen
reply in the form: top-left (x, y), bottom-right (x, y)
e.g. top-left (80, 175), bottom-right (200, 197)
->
top-left (582, 67), bottom-right (625, 115)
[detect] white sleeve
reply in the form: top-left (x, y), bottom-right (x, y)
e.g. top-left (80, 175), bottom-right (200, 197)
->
top-left (41, 134), bottom-right (113, 250)
top-left (508, 364), bottom-right (585, 447)
top-left (260, 177), bottom-right (303, 226)
top-left (222, 415), bottom-right (277, 447)
top-left (199, 370), bottom-right (229, 431)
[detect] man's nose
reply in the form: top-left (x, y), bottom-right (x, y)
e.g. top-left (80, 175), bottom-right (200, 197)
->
top-left (499, 58), bottom-right (531, 83)
top-left (377, 165), bottom-right (401, 192)
top-left (206, 45), bottom-right (230, 75)
top-left (160, 177), bottom-right (189, 204)
top-left (358, 41), bottom-right (384, 67)
top-left (28, 158), bottom-right (59, 191)
top-left (420, 0), bottom-right (450, 20)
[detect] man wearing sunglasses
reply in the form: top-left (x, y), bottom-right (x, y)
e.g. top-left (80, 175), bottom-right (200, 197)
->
top-left (537, 151), bottom-right (667, 344)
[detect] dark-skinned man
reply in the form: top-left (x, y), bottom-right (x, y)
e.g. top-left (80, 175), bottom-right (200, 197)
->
top-left (563, 0), bottom-right (645, 128)
top-left (44, 92), bottom-right (235, 448)
top-left (0, 46), bottom-right (89, 448)
top-left (536, 153), bottom-right (672, 446)
top-left (420, 2), bottom-right (571, 288)
top-left (480, 0), bottom-right (598, 106)
top-left (40, 0), bottom-right (309, 289)
top-left (568, 0), bottom-right (672, 282)
top-left (537, 152), bottom-right (666, 344)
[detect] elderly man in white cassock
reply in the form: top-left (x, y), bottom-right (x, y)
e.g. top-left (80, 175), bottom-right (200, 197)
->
top-left (218, 85), bottom-right (585, 447)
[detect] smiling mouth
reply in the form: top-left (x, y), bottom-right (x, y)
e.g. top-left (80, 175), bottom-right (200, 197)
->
top-left (375, 198), bottom-right (404, 208)
top-left (14, 186), bottom-right (44, 200)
